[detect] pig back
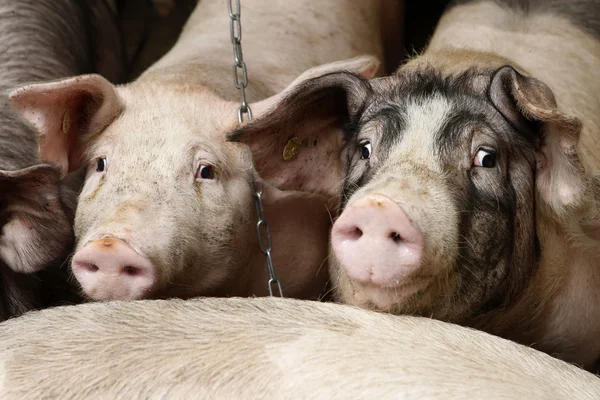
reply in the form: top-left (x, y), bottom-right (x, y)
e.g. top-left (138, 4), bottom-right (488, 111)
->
top-left (139, 0), bottom-right (390, 102)
top-left (1, 297), bottom-right (599, 399)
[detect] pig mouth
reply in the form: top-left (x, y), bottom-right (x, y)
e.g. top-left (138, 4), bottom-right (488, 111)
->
top-left (347, 279), bottom-right (431, 312)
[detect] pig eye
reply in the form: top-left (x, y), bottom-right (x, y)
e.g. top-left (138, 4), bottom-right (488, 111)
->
top-left (359, 141), bottom-right (372, 160)
top-left (96, 157), bottom-right (107, 172)
top-left (473, 149), bottom-right (496, 168)
top-left (196, 164), bottom-right (215, 180)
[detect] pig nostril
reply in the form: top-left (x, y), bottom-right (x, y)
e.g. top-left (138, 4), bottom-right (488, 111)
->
top-left (79, 262), bottom-right (99, 273)
top-left (390, 232), bottom-right (402, 243)
top-left (123, 266), bottom-right (141, 276)
top-left (350, 227), bottom-right (363, 240)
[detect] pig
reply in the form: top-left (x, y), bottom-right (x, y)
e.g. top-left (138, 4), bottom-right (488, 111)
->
top-left (229, 0), bottom-right (600, 370)
top-left (1, 297), bottom-right (600, 399)
top-left (7, 0), bottom-right (399, 302)
top-left (0, 0), bottom-right (128, 320)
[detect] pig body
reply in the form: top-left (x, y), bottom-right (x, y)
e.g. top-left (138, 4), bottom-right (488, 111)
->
top-left (9, 0), bottom-right (395, 301)
top-left (1, 297), bottom-right (599, 399)
top-left (0, 0), bottom-right (128, 320)
top-left (230, 0), bottom-right (600, 369)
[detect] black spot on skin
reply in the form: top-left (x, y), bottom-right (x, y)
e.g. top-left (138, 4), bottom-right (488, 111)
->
top-left (340, 99), bottom-right (407, 209)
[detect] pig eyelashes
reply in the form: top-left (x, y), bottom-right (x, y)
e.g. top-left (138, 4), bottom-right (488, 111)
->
top-left (473, 148), bottom-right (497, 168)
top-left (195, 164), bottom-right (215, 180)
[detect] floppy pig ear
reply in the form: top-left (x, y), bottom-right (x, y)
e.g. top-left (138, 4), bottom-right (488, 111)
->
top-left (227, 56), bottom-right (376, 200)
top-left (250, 55), bottom-right (380, 117)
top-left (489, 65), bottom-right (585, 214)
top-left (0, 165), bottom-right (73, 274)
top-left (9, 74), bottom-right (123, 176)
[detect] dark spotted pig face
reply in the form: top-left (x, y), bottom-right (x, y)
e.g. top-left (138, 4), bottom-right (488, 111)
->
top-left (229, 65), bottom-right (585, 324)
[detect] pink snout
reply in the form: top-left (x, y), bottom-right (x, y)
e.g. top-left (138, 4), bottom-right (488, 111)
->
top-left (331, 194), bottom-right (423, 287)
top-left (71, 238), bottom-right (156, 301)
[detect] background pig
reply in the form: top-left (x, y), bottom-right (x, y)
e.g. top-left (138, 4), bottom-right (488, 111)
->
top-left (1, 297), bottom-right (600, 399)
top-left (0, 0), bottom-right (129, 320)
top-left (229, 0), bottom-right (600, 369)
top-left (8, 0), bottom-right (401, 302)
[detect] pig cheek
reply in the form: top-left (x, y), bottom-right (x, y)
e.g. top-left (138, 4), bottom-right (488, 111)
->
top-left (73, 174), bottom-right (107, 247)
top-left (79, 170), bottom-right (105, 200)
top-left (410, 189), bottom-right (463, 316)
top-left (223, 181), bottom-right (257, 268)
top-left (329, 250), bottom-right (357, 304)
top-left (402, 181), bottom-right (460, 280)
top-left (219, 178), bottom-right (255, 238)
top-left (328, 241), bottom-right (373, 307)
top-left (185, 182), bottom-right (249, 281)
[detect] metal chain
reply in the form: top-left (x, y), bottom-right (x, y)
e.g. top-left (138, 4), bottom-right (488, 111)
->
top-left (228, 0), bottom-right (252, 124)
top-left (228, 0), bottom-right (283, 297)
top-left (249, 172), bottom-right (284, 297)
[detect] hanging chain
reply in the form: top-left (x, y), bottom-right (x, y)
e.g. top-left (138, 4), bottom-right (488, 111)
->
top-left (228, 0), bottom-right (252, 124)
top-left (228, 0), bottom-right (283, 297)
top-left (249, 172), bottom-right (284, 297)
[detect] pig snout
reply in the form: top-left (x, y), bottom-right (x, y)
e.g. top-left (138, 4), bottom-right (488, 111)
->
top-left (71, 238), bottom-right (157, 301)
top-left (331, 194), bottom-right (423, 287)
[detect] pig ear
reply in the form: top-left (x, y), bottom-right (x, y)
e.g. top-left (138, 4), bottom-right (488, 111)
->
top-left (227, 57), bottom-right (376, 199)
top-left (9, 74), bottom-right (123, 176)
top-left (250, 55), bottom-right (380, 117)
top-left (0, 165), bottom-right (73, 274)
top-left (489, 65), bottom-right (585, 214)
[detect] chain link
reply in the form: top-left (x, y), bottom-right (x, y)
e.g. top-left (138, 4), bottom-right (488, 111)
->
top-left (228, 0), bottom-right (283, 297)
top-left (249, 173), bottom-right (284, 297)
top-left (228, 0), bottom-right (252, 124)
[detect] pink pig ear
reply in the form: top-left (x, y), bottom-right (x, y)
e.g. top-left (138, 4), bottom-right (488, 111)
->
top-left (227, 56), bottom-right (377, 201)
top-left (9, 74), bottom-right (123, 177)
top-left (490, 65), bottom-right (585, 216)
top-left (0, 165), bottom-right (73, 274)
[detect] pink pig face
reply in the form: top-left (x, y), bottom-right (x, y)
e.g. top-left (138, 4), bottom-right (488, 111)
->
top-left (9, 56), bottom-right (380, 301)
top-left (11, 78), bottom-right (257, 301)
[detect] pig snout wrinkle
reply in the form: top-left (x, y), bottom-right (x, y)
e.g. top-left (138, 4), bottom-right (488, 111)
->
top-left (71, 238), bottom-right (156, 301)
top-left (331, 194), bottom-right (423, 287)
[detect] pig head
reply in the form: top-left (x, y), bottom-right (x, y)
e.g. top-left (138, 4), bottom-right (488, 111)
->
top-left (0, 166), bottom-right (74, 274)
top-left (9, 56), bottom-right (380, 301)
top-left (0, 165), bottom-right (79, 319)
top-left (229, 62), bottom-right (592, 334)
